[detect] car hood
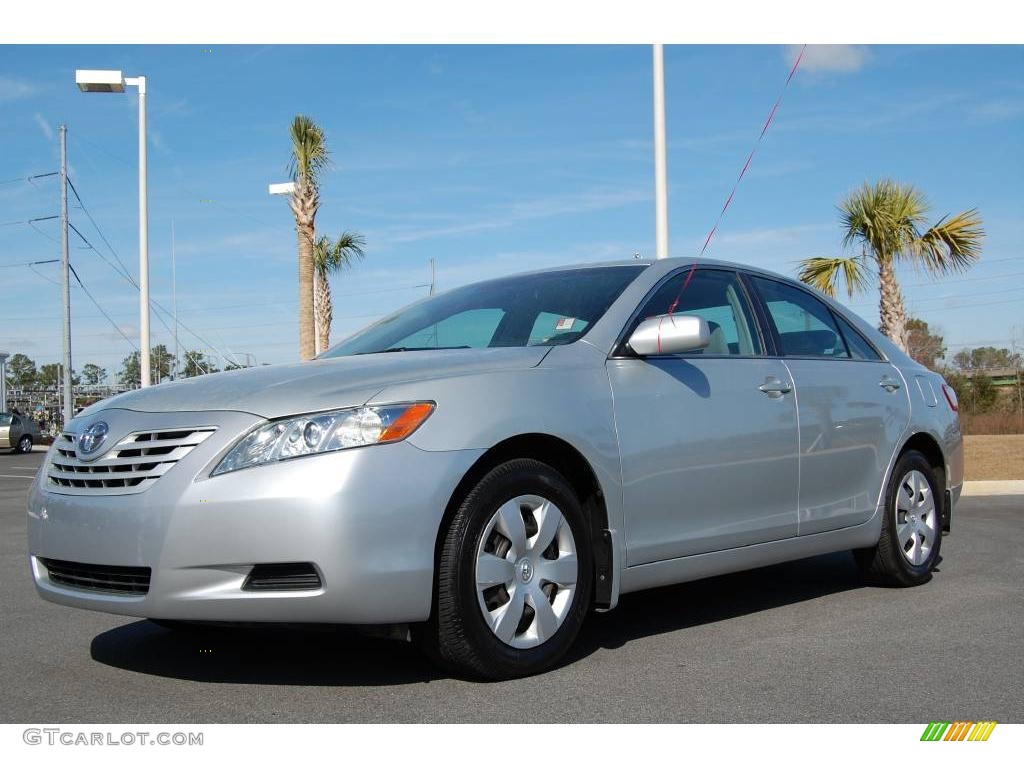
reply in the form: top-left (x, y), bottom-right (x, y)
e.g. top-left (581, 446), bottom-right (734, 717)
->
top-left (88, 347), bottom-right (551, 419)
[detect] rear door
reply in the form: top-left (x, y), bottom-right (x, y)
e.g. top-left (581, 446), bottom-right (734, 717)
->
top-left (746, 275), bottom-right (910, 535)
top-left (0, 414), bottom-right (11, 449)
top-left (608, 267), bottom-right (800, 565)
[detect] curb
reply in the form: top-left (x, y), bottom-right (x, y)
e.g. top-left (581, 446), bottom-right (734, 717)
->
top-left (962, 480), bottom-right (1024, 497)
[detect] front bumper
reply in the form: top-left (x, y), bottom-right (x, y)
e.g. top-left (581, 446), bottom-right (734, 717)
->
top-left (28, 408), bottom-right (481, 624)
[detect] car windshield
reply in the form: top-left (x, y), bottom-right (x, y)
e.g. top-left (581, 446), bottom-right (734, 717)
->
top-left (322, 265), bottom-right (647, 357)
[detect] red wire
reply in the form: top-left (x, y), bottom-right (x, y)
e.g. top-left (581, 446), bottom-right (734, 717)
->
top-left (666, 44), bottom-right (807, 316)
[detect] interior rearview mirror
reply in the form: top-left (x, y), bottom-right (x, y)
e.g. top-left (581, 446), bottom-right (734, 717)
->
top-left (628, 314), bottom-right (710, 356)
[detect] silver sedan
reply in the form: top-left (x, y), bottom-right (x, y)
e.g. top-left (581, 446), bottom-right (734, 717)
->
top-left (27, 258), bottom-right (963, 679)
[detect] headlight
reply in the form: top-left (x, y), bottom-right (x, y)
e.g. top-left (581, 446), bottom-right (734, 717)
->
top-left (212, 402), bottom-right (434, 476)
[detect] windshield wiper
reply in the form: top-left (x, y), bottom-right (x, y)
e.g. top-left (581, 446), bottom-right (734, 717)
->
top-left (356, 345), bottom-right (472, 354)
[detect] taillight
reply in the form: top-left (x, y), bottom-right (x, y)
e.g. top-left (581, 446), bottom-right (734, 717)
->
top-left (942, 383), bottom-right (959, 412)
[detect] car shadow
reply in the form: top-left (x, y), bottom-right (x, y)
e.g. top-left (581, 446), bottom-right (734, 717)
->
top-left (91, 550), bottom-right (867, 686)
top-left (90, 621), bottom-right (441, 687)
top-left (567, 550), bottom-right (866, 661)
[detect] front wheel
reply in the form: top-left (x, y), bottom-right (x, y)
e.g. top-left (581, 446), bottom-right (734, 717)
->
top-left (428, 459), bottom-right (593, 680)
top-left (16, 435), bottom-right (33, 454)
top-left (855, 450), bottom-right (943, 587)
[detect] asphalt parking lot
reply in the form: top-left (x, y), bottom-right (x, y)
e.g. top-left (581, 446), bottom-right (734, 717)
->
top-left (2, 448), bottom-right (1022, 723)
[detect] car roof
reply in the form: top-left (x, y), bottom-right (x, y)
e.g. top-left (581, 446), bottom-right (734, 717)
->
top-left (501, 256), bottom-right (803, 285)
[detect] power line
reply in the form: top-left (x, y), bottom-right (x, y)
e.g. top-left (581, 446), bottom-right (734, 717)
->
top-left (1, 214), bottom-right (57, 228)
top-left (0, 171), bottom-right (58, 185)
top-left (0, 258), bottom-right (59, 270)
top-left (67, 264), bottom-right (138, 352)
top-left (849, 283), bottom-right (1024, 310)
top-left (66, 176), bottom-right (136, 282)
top-left (63, 174), bottom-right (239, 365)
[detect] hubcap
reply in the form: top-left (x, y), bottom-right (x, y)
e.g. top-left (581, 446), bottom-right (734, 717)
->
top-left (475, 494), bottom-right (578, 649)
top-left (895, 469), bottom-right (937, 567)
top-left (19, 437), bottom-right (30, 451)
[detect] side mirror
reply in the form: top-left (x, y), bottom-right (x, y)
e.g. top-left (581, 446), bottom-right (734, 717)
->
top-left (628, 314), bottom-right (710, 356)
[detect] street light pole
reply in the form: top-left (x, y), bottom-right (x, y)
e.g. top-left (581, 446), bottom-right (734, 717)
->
top-left (75, 70), bottom-right (150, 386)
top-left (127, 76), bottom-right (150, 387)
top-left (59, 125), bottom-right (74, 424)
top-left (652, 44), bottom-right (669, 260)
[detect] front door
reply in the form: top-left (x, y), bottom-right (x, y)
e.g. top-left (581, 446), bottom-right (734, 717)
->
top-left (608, 268), bottom-right (800, 566)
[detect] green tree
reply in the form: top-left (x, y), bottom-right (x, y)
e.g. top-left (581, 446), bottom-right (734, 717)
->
top-left (967, 374), bottom-right (999, 413)
top-left (314, 231), bottom-right (365, 352)
top-left (288, 115), bottom-right (330, 361)
top-left (150, 344), bottom-right (175, 383)
top-left (38, 364), bottom-right (79, 388)
top-left (905, 317), bottom-right (946, 370)
top-left (953, 346), bottom-right (1022, 371)
top-left (117, 347), bottom-right (175, 387)
top-left (797, 180), bottom-right (983, 352)
top-left (81, 363), bottom-right (107, 386)
top-left (182, 350), bottom-right (219, 378)
top-left (118, 351), bottom-right (141, 388)
top-left (4, 353), bottom-right (37, 389)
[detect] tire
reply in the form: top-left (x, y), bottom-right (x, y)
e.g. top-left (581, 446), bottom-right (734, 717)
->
top-left (855, 450), bottom-right (943, 587)
top-left (16, 436), bottom-right (32, 454)
top-left (427, 459), bottom-right (593, 680)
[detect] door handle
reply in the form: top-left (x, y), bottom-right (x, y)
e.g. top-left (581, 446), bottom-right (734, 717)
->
top-left (879, 376), bottom-right (902, 392)
top-left (759, 378), bottom-right (793, 396)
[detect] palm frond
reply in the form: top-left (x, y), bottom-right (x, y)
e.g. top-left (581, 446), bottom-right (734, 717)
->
top-left (797, 255), bottom-right (871, 298)
top-left (839, 179), bottom-right (931, 262)
top-left (288, 115), bottom-right (330, 187)
top-left (314, 231), bottom-right (366, 276)
top-left (910, 208), bottom-right (984, 275)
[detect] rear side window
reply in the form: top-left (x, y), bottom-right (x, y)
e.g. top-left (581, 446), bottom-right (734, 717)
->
top-left (750, 276), bottom-right (850, 359)
top-left (833, 313), bottom-right (883, 361)
top-left (628, 268), bottom-right (762, 356)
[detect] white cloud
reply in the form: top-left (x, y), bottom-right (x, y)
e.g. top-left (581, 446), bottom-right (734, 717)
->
top-left (786, 45), bottom-right (870, 74)
top-left (373, 186), bottom-right (649, 247)
top-left (0, 75), bottom-right (36, 102)
top-left (33, 112), bottom-right (53, 141)
top-left (969, 99), bottom-right (1024, 123)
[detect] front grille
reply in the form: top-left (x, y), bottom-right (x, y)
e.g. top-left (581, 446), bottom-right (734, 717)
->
top-left (243, 563), bottom-right (322, 591)
top-left (40, 558), bottom-right (151, 595)
top-left (46, 427), bottom-right (216, 495)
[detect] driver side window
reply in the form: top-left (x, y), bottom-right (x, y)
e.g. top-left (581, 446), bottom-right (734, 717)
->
top-left (629, 268), bottom-right (762, 356)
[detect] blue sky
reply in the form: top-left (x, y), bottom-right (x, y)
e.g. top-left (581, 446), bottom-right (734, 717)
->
top-left (1, 44), bottom-right (1021, 377)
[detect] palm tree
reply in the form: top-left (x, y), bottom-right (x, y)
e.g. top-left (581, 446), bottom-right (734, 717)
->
top-left (288, 116), bottom-right (330, 361)
top-left (798, 180), bottom-right (983, 352)
top-left (314, 232), bottom-right (366, 353)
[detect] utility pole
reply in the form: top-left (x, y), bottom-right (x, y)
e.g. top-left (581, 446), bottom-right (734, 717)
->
top-left (172, 220), bottom-right (179, 380)
top-left (429, 258), bottom-right (436, 296)
top-left (652, 44), bottom-right (669, 260)
top-left (59, 125), bottom-right (74, 425)
top-left (0, 352), bottom-right (9, 414)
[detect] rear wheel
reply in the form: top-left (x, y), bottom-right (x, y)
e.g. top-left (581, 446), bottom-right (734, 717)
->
top-left (855, 450), bottom-right (942, 586)
top-left (428, 459), bottom-right (592, 680)
top-left (16, 435), bottom-right (32, 454)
